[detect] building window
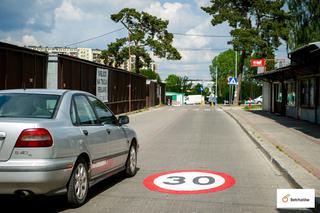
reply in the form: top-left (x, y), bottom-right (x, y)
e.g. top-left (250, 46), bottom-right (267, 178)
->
top-left (310, 79), bottom-right (315, 106)
top-left (287, 82), bottom-right (296, 106)
top-left (301, 78), bottom-right (315, 107)
top-left (275, 83), bottom-right (282, 103)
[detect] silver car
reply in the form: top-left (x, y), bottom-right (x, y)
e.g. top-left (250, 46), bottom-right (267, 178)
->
top-left (0, 89), bottom-right (138, 207)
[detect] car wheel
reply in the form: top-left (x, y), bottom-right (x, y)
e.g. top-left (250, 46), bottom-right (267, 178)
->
top-left (67, 158), bottom-right (89, 207)
top-left (257, 101), bottom-right (262, 104)
top-left (125, 144), bottom-right (137, 177)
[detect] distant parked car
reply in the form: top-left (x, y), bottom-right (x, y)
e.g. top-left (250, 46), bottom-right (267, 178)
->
top-left (254, 95), bottom-right (263, 104)
top-left (0, 89), bottom-right (138, 207)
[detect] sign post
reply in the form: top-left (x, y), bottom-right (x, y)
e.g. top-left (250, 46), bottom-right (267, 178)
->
top-left (96, 68), bottom-right (108, 102)
top-left (227, 76), bottom-right (238, 105)
top-left (199, 86), bottom-right (204, 106)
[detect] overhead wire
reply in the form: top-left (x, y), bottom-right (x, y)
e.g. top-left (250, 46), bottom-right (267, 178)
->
top-left (64, 28), bottom-right (125, 47)
top-left (62, 29), bottom-right (287, 53)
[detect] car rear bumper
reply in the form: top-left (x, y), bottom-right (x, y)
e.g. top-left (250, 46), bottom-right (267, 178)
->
top-left (0, 157), bottom-right (76, 194)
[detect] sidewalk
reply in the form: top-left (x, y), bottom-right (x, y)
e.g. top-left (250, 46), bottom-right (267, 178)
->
top-left (221, 106), bottom-right (320, 200)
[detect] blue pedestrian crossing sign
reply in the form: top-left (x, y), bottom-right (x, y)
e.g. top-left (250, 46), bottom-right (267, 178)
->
top-left (228, 76), bottom-right (238, 85)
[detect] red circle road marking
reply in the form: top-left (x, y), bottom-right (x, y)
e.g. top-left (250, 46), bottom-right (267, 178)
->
top-left (143, 169), bottom-right (236, 195)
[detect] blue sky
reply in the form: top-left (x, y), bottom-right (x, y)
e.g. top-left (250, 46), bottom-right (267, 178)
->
top-left (0, 0), bottom-right (288, 80)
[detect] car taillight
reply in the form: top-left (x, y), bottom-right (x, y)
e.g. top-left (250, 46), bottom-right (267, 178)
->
top-left (15, 128), bottom-right (53, 147)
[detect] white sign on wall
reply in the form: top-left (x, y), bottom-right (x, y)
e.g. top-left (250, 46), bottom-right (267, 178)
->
top-left (96, 68), bottom-right (108, 102)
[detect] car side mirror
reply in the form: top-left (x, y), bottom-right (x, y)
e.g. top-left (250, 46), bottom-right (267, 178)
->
top-left (118, 115), bottom-right (129, 125)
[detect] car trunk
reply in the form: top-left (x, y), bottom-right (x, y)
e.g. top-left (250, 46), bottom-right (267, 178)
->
top-left (0, 119), bottom-right (38, 161)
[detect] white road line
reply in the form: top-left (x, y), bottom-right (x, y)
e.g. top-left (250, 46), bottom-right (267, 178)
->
top-left (216, 108), bottom-right (223, 112)
top-left (204, 109), bottom-right (211, 112)
top-left (168, 108), bottom-right (176, 111)
top-left (193, 109), bottom-right (199, 111)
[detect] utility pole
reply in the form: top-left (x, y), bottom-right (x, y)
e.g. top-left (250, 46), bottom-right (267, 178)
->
top-left (121, 21), bottom-right (133, 112)
top-left (234, 51), bottom-right (238, 104)
top-left (235, 51), bottom-right (237, 77)
top-left (215, 66), bottom-right (218, 99)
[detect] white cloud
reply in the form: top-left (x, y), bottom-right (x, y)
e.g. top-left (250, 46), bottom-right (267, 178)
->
top-left (194, 0), bottom-right (211, 8)
top-left (144, 2), bottom-right (201, 31)
top-left (0, 0), bottom-right (234, 80)
top-left (0, 36), bottom-right (13, 43)
top-left (26, 17), bottom-right (36, 25)
top-left (0, 35), bottom-right (40, 46)
top-left (21, 35), bottom-right (40, 46)
top-left (55, 0), bottom-right (83, 21)
top-left (108, 0), bottom-right (157, 9)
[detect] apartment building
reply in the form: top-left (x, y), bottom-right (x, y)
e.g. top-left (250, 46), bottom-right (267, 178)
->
top-left (27, 46), bottom-right (157, 72)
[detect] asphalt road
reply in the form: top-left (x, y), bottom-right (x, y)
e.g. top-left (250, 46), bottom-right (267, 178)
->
top-left (1, 105), bottom-right (304, 212)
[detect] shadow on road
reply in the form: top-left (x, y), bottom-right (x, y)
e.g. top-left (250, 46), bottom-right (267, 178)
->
top-left (0, 169), bottom-right (140, 213)
top-left (247, 110), bottom-right (320, 140)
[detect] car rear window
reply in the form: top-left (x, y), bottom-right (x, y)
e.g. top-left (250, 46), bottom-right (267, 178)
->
top-left (0, 93), bottom-right (60, 119)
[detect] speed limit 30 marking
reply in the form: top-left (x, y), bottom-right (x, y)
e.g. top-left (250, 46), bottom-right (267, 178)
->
top-left (143, 170), bottom-right (235, 194)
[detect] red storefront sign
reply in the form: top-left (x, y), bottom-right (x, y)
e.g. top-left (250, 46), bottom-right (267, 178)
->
top-left (250, 59), bottom-right (266, 67)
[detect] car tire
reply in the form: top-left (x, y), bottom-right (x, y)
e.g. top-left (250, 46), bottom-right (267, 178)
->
top-left (257, 101), bottom-right (262, 104)
top-left (67, 158), bottom-right (89, 208)
top-left (125, 144), bottom-right (137, 177)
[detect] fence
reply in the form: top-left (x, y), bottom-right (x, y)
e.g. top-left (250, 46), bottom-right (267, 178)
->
top-left (52, 54), bottom-right (147, 114)
top-left (0, 42), bottom-right (48, 90)
top-left (0, 42), bottom-right (165, 114)
top-left (106, 66), bottom-right (146, 114)
top-left (146, 81), bottom-right (166, 107)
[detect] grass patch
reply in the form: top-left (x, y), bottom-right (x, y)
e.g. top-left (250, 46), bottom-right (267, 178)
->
top-left (243, 104), bottom-right (262, 110)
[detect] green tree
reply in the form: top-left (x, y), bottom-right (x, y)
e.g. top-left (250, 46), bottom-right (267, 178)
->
top-left (210, 49), bottom-right (262, 103)
top-left (210, 49), bottom-right (236, 82)
top-left (101, 38), bottom-right (128, 67)
top-left (165, 74), bottom-right (192, 94)
top-left (165, 74), bottom-right (181, 93)
top-left (190, 84), bottom-right (211, 97)
top-left (203, 87), bottom-right (211, 97)
top-left (180, 76), bottom-right (192, 95)
top-left (140, 68), bottom-right (161, 82)
top-left (191, 83), bottom-right (203, 95)
top-left (210, 49), bottom-right (237, 102)
top-left (202, 0), bottom-right (289, 105)
top-left (106, 8), bottom-right (181, 73)
top-left (287, 0), bottom-right (320, 50)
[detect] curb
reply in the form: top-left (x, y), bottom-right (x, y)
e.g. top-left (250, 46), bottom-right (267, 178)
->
top-left (221, 107), bottom-right (320, 212)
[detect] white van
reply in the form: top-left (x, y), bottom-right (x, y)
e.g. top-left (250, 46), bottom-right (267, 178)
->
top-left (184, 95), bottom-right (204, 105)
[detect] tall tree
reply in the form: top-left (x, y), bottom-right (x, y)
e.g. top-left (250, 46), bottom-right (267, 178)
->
top-left (101, 38), bottom-right (128, 67)
top-left (165, 74), bottom-right (182, 93)
top-left (140, 68), bottom-right (161, 82)
top-left (165, 74), bottom-right (192, 94)
top-left (202, 0), bottom-right (289, 104)
top-left (106, 8), bottom-right (181, 73)
top-left (287, 0), bottom-right (320, 50)
top-left (210, 49), bottom-right (262, 102)
top-left (180, 76), bottom-right (193, 95)
top-left (210, 49), bottom-right (237, 101)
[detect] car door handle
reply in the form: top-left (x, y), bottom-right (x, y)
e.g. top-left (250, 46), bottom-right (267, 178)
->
top-left (106, 129), bottom-right (111, 134)
top-left (82, 130), bottom-right (88, 136)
